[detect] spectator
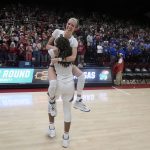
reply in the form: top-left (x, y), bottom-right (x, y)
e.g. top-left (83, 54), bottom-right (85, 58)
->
top-left (113, 53), bottom-right (124, 86)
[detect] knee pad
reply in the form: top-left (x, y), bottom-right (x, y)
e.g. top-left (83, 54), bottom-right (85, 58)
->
top-left (48, 80), bottom-right (57, 99)
top-left (64, 110), bottom-right (71, 122)
top-left (77, 73), bottom-right (85, 95)
top-left (63, 99), bottom-right (72, 122)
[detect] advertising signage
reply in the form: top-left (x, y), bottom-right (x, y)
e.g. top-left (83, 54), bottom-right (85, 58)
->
top-left (0, 67), bottom-right (113, 87)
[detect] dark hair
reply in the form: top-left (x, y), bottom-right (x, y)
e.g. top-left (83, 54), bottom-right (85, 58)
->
top-left (55, 35), bottom-right (72, 67)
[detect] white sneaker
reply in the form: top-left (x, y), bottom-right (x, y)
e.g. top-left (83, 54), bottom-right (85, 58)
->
top-left (48, 101), bottom-right (57, 117)
top-left (48, 127), bottom-right (56, 138)
top-left (73, 99), bottom-right (90, 112)
top-left (62, 135), bottom-right (69, 148)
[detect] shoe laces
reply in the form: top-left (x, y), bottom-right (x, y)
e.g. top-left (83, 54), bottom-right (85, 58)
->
top-left (49, 126), bottom-right (55, 131)
top-left (63, 135), bottom-right (69, 140)
top-left (78, 98), bottom-right (83, 102)
top-left (78, 100), bottom-right (86, 108)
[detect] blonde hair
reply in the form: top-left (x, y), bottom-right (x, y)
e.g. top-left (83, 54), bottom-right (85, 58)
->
top-left (68, 17), bottom-right (79, 28)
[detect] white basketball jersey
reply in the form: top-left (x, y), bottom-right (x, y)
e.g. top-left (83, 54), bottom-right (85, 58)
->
top-left (52, 29), bottom-right (78, 48)
top-left (54, 63), bottom-right (74, 82)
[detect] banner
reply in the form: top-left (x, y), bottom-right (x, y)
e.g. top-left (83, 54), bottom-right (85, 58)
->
top-left (32, 67), bottom-right (112, 84)
top-left (0, 68), bottom-right (34, 83)
top-left (0, 67), bottom-right (113, 86)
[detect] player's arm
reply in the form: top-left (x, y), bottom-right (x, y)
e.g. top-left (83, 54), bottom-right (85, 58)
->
top-left (63, 47), bottom-right (77, 62)
top-left (46, 36), bottom-right (59, 58)
top-left (51, 47), bottom-right (77, 63)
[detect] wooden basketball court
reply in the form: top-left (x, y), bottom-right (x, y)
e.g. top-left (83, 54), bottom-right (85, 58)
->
top-left (0, 88), bottom-right (150, 150)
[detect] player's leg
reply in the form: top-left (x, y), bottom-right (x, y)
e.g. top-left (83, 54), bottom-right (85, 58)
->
top-left (47, 66), bottom-right (57, 116)
top-left (61, 81), bottom-right (74, 148)
top-left (48, 112), bottom-right (56, 138)
top-left (72, 65), bottom-right (90, 112)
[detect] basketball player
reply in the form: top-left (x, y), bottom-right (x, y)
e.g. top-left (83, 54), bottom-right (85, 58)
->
top-left (48, 35), bottom-right (75, 148)
top-left (46, 17), bottom-right (90, 118)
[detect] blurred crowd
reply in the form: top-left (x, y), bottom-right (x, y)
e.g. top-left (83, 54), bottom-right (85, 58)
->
top-left (0, 3), bottom-right (150, 69)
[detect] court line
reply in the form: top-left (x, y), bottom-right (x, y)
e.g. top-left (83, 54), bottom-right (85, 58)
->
top-left (112, 86), bottom-right (131, 95)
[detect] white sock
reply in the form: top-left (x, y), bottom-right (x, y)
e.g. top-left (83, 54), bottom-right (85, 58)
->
top-left (63, 132), bottom-right (69, 139)
top-left (76, 96), bottom-right (82, 102)
top-left (49, 123), bottom-right (54, 129)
